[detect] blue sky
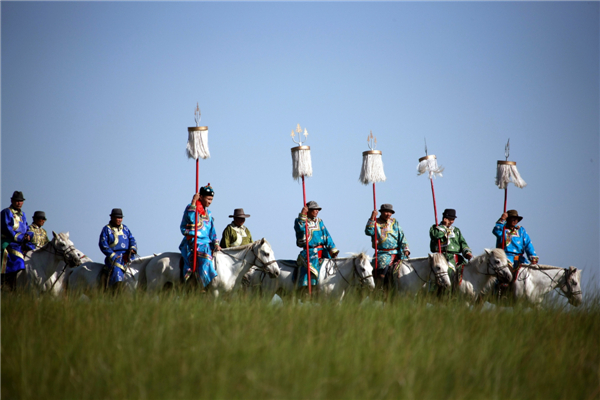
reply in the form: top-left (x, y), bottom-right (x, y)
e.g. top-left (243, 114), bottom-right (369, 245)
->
top-left (2, 2), bottom-right (598, 290)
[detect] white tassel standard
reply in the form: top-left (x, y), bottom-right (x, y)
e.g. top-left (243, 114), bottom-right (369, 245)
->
top-left (186, 127), bottom-right (210, 160)
top-left (359, 150), bottom-right (386, 185)
top-left (291, 146), bottom-right (312, 181)
top-left (417, 155), bottom-right (444, 179)
top-left (496, 161), bottom-right (526, 189)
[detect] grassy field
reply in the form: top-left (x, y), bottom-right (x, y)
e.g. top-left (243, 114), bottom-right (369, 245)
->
top-left (2, 290), bottom-right (599, 400)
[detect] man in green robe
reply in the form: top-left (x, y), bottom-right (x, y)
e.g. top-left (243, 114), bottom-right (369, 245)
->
top-left (220, 209), bottom-right (253, 248)
top-left (429, 208), bottom-right (472, 287)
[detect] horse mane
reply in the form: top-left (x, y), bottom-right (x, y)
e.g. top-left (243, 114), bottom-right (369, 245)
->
top-left (345, 252), bottom-right (370, 262)
top-left (430, 253), bottom-right (446, 264)
top-left (526, 264), bottom-right (572, 271)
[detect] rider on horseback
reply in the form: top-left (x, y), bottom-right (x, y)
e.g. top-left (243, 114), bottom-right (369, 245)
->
top-left (493, 209), bottom-right (538, 268)
top-left (99, 208), bottom-right (138, 290)
top-left (365, 203), bottom-right (410, 289)
top-left (179, 184), bottom-right (222, 288)
top-left (294, 201), bottom-right (339, 290)
top-left (29, 211), bottom-right (49, 249)
top-left (1, 191), bottom-right (35, 290)
top-left (429, 208), bottom-right (472, 287)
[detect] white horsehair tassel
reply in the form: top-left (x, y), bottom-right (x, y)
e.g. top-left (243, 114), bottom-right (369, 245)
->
top-left (186, 127), bottom-right (210, 160)
top-left (417, 155), bottom-right (444, 179)
top-left (359, 151), bottom-right (386, 184)
top-left (291, 146), bottom-right (312, 181)
top-left (496, 161), bottom-right (526, 189)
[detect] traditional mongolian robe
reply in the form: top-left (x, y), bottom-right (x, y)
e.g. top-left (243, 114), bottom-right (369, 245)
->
top-left (99, 223), bottom-right (138, 286)
top-left (1, 207), bottom-right (34, 274)
top-left (429, 224), bottom-right (472, 270)
top-left (493, 220), bottom-right (538, 266)
top-left (365, 218), bottom-right (409, 271)
top-left (220, 224), bottom-right (253, 248)
top-left (294, 213), bottom-right (338, 287)
top-left (179, 202), bottom-right (219, 287)
top-left (30, 223), bottom-right (49, 248)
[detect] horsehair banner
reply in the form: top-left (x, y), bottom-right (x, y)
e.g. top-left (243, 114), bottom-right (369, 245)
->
top-left (187, 104), bottom-right (210, 160)
top-left (359, 131), bottom-right (386, 185)
top-left (417, 142), bottom-right (443, 253)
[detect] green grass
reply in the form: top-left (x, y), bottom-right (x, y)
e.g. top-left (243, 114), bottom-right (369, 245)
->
top-left (2, 290), bottom-right (599, 400)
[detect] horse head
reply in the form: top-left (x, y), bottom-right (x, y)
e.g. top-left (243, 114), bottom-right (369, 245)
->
top-left (353, 253), bottom-right (375, 290)
top-left (252, 238), bottom-right (280, 278)
top-left (428, 253), bottom-right (451, 288)
top-left (51, 231), bottom-right (82, 268)
top-left (484, 248), bottom-right (512, 283)
top-left (561, 266), bottom-right (582, 307)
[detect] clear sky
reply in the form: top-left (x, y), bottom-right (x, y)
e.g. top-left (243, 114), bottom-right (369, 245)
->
top-left (2, 2), bottom-right (598, 290)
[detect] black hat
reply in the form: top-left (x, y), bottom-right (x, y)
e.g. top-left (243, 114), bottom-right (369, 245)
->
top-left (11, 191), bottom-right (25, 201)
top-left (33, 211), bottom-right (47, 220)
top-left (506, 209), bottom-right (523, 222)
top-left (379, 204), bottom-right (395, 214)
top-left (110, 208), bottom-right (123, 218)
top-left (200, 183), bottom-right (215, 197)
top-left (442, 209), bottom-right (457, 219)
top-left (229, 208), bottom-right (250, 218)
top-left (306, 201), bottom-right (322, 210)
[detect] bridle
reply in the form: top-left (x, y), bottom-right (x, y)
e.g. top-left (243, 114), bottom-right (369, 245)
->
top-left (326, 257), bottom-right (373, 287)
top-left (537, 267), bottom-right (582, 301)
top-left (38, 238), bottom-right (82, 292)
top-left (409, 258), bottom-right (449, 286)
top-left (222, 241), bottom-right (277, 276)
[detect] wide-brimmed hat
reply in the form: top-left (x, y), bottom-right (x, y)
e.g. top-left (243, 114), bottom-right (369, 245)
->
top-left (229, 208), bottom-right (250, 218)
top-left (110, 208), bottom-right (123, 218)
top-left (33, 211), bottom-right (47, 220)
top-left (306, 201), bottom-right (322, 210)
top-left (379, 204), bottom-right (395, 214)
top-left (506, 209), bottom-right (523, 222)
top-left (442, 208), bottom-right (457, 219)
top-left (11, 191), bottom-right (25, 201)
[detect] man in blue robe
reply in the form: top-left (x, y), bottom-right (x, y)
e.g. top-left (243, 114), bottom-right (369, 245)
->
top-left (99, 208), bottom-right (138, 289)
top-left (294, 200), bottom-right (339, 289)
top-left (492, 209), bottom-right (538, 267)
top-left (365, 203), bottom-right (410, 288)
top-left (179, 184), bottom-right (221, 288)
top-left (1, 191), bottom-right (35, 289)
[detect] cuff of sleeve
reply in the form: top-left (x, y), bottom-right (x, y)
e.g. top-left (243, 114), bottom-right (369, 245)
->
top-left (530, 256), bottom-right (539, 263)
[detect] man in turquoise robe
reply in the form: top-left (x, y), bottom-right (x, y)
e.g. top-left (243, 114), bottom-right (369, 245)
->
top-left (294, 201), bottom-right (339, 288)
top-left (365, 203), bottom-right (410, 287)
top-left (180, 184), bottom-right (221, 288)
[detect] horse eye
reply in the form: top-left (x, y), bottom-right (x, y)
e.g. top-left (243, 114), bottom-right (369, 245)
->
top-left (361, 267), bottom-right (365, 272)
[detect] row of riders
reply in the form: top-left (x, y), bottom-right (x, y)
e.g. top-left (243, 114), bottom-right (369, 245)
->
top-left (2, 186), bottom-right (541, 300)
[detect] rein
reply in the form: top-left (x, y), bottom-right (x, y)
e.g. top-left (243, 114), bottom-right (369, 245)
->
top-left (534, 267), bottom-right (581, 300)
top-left (220, 242), bottom-right (276, 275)
top-left (326, 257), bottom-right (372, 287)
top-left (407, 258), bottom-right (448, 285)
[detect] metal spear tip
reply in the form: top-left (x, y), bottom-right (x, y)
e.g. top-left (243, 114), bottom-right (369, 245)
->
top-left (194, 103), bottom-right (201, 127)
top-left (505, 138), bottom-right (510, 161)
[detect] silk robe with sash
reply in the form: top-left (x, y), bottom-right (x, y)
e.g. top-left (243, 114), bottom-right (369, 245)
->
top-left (1, 207), bottom-right (34, 274)
top-left (492, 220), bottom-right (538, 266)
top-left (99, 223), bottom-right (138, 286)
top-left (429, 224), bottom-right (472, 269)
top-left (220, 224), bottom-right (253, 248)
top-left (294, 213), bottom-right (338, 287)
top-left (365, 217), bottom-right (409, 271)
top-left (179, 202), bottom-right (218, 287)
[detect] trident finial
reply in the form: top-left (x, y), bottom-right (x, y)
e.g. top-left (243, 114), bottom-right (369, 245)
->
top-left (291, 123), bottom-right (308, 145)
top-left (194, 103), bottom-right (201, 127)
top-left (505, 138), bottom-right (510, 161)
top-left (367, 131), bottom-right (377, 150)
top-left (424, 138), bottom-right (428, 156)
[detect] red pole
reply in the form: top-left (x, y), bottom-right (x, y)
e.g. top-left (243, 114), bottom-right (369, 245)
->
top-left (193, 159), bottom-right (199, 274)
top-left (501, 188), bottom-right (507, 250)
top-left (430, 179), bottom-right (442, 254)
top-left (302, 176), bottom-right (311, 296)
top-left (373, 183), bottom-right (378, 271)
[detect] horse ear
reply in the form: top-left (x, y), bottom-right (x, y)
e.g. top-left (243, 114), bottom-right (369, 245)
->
top-left (65, 231), bottom-right (70, 239)
top-left (428, 253), bottom-right (433, 261)
top-left (52, 231), bottom-right (58, 239)
top-left (484, 248), bottom-right (492, 255)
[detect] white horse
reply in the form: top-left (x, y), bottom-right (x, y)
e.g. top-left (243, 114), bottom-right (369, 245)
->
top-left (505, 265), bottom-right (582, 307)
top-left (392, 253), bottom-right (452, 296)
top-left (45, 248), bottom-right (92, 295)
top-left (144, 238), bottom-right (279, 297)
top-left (18, 231), bottom-right (83, 294)
top-left (246, 253), bottom-right (375, 301)
top-left (456, 248), bottom-right (512, 302)
top-left (65, 254), bottom-right (157, 294)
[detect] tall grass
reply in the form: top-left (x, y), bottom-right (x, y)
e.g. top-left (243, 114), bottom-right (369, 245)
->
top-left (2, 290), bottom-right (599, 399)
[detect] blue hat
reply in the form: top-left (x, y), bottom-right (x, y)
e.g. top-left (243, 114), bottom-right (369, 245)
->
top-left (200, 183), bottom-right (214, 197)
